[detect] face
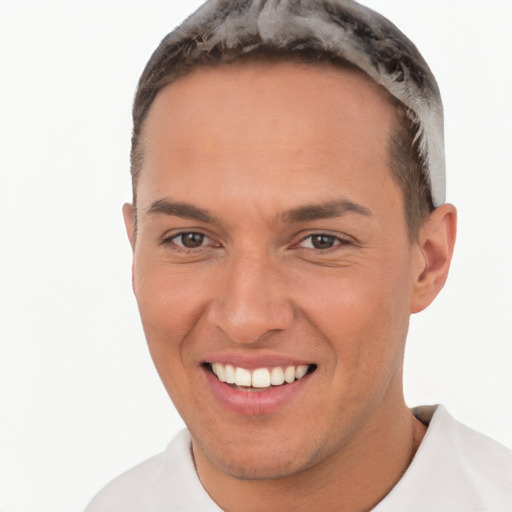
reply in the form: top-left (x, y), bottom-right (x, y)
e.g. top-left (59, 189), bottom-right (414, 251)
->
top-left (126, 62), bottom-right (423, 480)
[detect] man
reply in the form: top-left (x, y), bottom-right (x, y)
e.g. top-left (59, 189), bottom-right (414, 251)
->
top-left (86, 0), bottom-right (512, 510)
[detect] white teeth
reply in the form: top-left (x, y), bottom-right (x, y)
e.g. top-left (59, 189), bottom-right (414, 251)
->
top-left (270, 367), bottom-right (285, 385)
top-left (210, 363), bottom-right (311, 388)
top-left (234, 367), bottom-right (252, 387)
top-left (225, 364), bottom-right (235, 384)
top-left (212, 363), bottom-right (226, 382)
top-left (252, 368), bottom-right (271, 388)
top-left (295, 365), bottom-right (308, 379)
top-left (284, 366), bottom-right (296, 383)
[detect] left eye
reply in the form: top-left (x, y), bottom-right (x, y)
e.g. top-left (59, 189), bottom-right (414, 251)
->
top-left (171, 232), bottom-right (208, 248)
top-left (299, 234), bottom-right (345, 250)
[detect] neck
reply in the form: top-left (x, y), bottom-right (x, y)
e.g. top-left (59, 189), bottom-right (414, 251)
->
top-left (193, 393), bottom-right (426, 512)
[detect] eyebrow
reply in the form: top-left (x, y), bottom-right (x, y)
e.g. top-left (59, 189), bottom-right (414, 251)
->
top-left (146, 197), bottom-right (372, 225)
top-left (281, 198), bottom-right (373, 223)
top-left (147, 199), bottom-right (216, 223)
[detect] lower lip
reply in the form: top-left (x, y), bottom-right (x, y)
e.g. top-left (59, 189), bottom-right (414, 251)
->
top-left (203, 367), bottom-right (311, 415)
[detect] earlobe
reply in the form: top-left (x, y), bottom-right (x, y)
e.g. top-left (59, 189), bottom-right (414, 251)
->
top-left (122, 202), bottom-right (136, 252)
top-left (410, 203), bottom-right (457, 314)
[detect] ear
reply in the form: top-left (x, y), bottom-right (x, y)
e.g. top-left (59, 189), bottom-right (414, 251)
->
top-left (410, 203), bottom-right (457, 314)
top-left (122, 202), bottom-right (136, 252)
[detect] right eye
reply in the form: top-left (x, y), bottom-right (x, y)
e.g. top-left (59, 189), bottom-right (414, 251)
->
top-left (172, 232), bottom-right (207, 248)
top-left (166, 232), bottom-right (209, 249)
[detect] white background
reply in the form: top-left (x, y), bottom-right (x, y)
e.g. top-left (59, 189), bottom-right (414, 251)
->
top-left (0, 1), bottom-right (511, 511)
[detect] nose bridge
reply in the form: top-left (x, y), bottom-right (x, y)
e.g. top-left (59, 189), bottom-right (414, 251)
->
top-left (209, 249), bottom-right (293, 344)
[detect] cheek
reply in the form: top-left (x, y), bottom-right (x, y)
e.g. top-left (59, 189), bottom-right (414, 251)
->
top-left (134, 254), bottom-right (206, 327)
top-left (133, 266), bottom-right (212, 421)
top-left (133, 261), bottom-right (208, 375)
top-left (292, 252), bottom-right (412, 370)
top-left (298, 259), bottom-right (410, 324)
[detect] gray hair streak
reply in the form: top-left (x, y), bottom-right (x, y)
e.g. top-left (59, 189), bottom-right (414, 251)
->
top-left (135, 0), bottom-right (445, 205)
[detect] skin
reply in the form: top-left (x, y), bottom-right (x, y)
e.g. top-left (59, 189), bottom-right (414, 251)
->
top-left (124, 61), bottom-right (457, 512)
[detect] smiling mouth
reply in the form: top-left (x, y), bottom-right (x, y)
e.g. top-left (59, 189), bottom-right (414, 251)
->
top-left (205, 362), bottom-right (317, 390)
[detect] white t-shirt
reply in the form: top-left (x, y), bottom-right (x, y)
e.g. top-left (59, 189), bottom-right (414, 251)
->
top-left (85, 405), bottom-right (512, 511)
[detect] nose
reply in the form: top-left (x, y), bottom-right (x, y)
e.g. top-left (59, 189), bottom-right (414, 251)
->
top-left (207, 252), bottom-right (294, 344)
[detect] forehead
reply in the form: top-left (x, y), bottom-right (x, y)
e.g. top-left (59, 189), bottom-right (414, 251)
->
top-left (143, 60), bottom-right (397, 148)
top-left (137, 61), bottom-right (400, 215)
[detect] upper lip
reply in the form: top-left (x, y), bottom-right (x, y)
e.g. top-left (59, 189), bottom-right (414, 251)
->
top-left (202, 352), bottom-right (314, 370)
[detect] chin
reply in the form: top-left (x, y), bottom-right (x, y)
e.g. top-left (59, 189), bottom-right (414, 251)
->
top-left (193, 429), bottom-right (329, 481)
top-left (207, 452), bottom-right (308, 481)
